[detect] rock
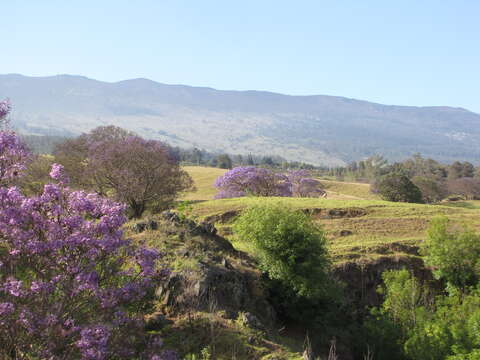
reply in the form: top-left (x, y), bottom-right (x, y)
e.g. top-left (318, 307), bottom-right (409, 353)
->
top-left (161, 211), bottom-right (180, 223)
top-left (204, 210), bottom-right (240, 224)
top-left (155, 263), bottom-right (276, 328)
top-left (144, 312), bottom-right (173, 331)
top-left (147, 220), bottom-right (158, 230)
top-left (221, 258), bottom-right (231, 269)
top-left (199, 222), bottom-right (217, 236)
top-left (241, 312), bottom-right (264, 330)
top-left (132, 222), bottom-right (147, 233)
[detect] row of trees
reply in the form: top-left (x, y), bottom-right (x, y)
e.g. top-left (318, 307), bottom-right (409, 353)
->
top-left (323, 154), bottom-right (479, 183)
top-left (373, 172), bottom-right (480, 204)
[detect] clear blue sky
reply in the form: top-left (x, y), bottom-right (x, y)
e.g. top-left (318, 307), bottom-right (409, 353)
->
top-left (2, 1), bottom-right (479, 112)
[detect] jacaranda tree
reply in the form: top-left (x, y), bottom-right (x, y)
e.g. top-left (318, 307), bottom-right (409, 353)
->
top-left (287, 169), bottom-right (326, 198)
top-left (0, 101), bottom-right (174, 359)
top-left (54, 126), bottom-right (194, 218)
top-left (214, 166), bottom-right (323, 199)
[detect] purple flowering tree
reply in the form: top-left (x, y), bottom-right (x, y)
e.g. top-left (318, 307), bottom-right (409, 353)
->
top-left (54, 126), bottom-right (194, 218)
top-left (87, 135), bottom-right (194, 218)
top-left (287, 170), bottom-right (326, 198)
top-left (0, 104), bottom-right (173, 359)
top-left (0, 99), bottom-right (30, 185)
top-left (214, 167), bottom-right (325, 199)
top-left (214, 166), bottom-right (291, 199)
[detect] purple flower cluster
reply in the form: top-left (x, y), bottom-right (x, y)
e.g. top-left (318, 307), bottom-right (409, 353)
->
top-left (214, 167), bottom-right (324, 199)
top-left (0, 130), bottom-right (30, 184)
top-left (214, 166), bottom-right (291, 199)
top-left (287, 169), bottom-right (326, 197)
top-left (0, 115), bottom-right (174, 358)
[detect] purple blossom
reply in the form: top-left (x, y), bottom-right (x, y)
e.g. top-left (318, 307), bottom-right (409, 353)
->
top-left (76, 325), bottom-right (110, 360)
top-left (0, 128), bottom-right (169, 357)
top-left (287, 170), bottom-right (326, 197)
top-left (0, 302), bottom-right (14, 316)
top-left (214, 166), bottom-right (292, 199)
top-left (49, 162), bottom-right (70, 184)
top-left (214, 166), bottom-right (324, 199)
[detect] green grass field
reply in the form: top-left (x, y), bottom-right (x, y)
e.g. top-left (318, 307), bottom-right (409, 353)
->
top-left (181, 166), bottom-right (227, 201)
top-left (182, 167), bottom-right (480, 264)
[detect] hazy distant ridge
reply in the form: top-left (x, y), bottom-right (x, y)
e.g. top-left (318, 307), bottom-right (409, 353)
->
top-left (1, 74), bottom-right (479, 166)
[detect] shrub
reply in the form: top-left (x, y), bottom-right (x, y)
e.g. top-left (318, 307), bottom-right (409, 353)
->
top-left (0, 165), bottom-right (170, 358)
top-left (233, 203), bottom-right (330, 298)
top-left (374, 173), bottom-right (423, 203)
top-left (422, 217), bottom-right (480, 290)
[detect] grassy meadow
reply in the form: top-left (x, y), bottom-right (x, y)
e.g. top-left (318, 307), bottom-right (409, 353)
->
top-left (182, 166), bottom-right (480, 264)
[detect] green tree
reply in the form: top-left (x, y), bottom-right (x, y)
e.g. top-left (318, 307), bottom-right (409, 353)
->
top-left (215, 154), bottom-right (232, 169)
top-left (233, 203), bottom-right (330, 298)
top-left (412, 176), bottom-right (447, 203)
top-left (422, 217), bottom-right (480, 290)
top-left (374, 173), bottom-right (423, 203)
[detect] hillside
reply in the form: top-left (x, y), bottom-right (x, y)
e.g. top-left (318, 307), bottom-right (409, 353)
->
top-left (2, 74), bottom-right (480, 165)
top-left (182, 167), bottom-right (480, 264)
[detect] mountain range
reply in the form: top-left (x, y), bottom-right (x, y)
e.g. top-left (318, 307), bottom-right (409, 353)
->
top-left (1, 73), bottom-right (479, 166)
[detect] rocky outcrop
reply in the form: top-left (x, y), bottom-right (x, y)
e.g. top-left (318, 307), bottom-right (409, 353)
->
top-left (152, 212), bottom-right (276, 330)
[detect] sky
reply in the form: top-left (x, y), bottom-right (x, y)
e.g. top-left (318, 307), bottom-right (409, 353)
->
top-left (2, 1), bottom-right (479, 112)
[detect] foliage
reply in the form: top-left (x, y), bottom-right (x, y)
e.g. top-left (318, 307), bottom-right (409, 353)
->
top-left (176, 200), bottom-right (196, 222)
top-left (18, 154), bottom-right (55, 196)
top-left (422, 217), bottom-right (480, 290)
top-left (412, 176), bottom-right (447, 203)
top-left (54, 126), bottom-right (194, 218)
top-left (53, 126), bottom-right (135, 189)
top-left (287, 169), bottom-right (325, 197)
top-left (446, 177), bottom-right (480, 200)
top-left (0, 131), bottom-right (174, 358)
top-left (379, 269), bottom-right (429, 333)
top-left (374, 173), bottom-right (423, 203)
top-left (0, 99), bottom-right (31, 186)
top-left (214, 166), bottom-right (291, 198)
top-left (88, 134), bottom-right (194, 218)
top-left (448, 161), bottom-right (475, 179)
top-left (233, 203), bottom-right (330, 299)
top-left (214, 166), bottom-right (323, 199)
top-left (373, 222), bottom-right (480, 360)
top-left (213, 154), bottom-right (232, 169)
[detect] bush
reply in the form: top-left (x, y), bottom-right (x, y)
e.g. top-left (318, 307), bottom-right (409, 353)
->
top-left (233, 203), bottom-right (330, 298)
top-left (422, 217), bottom-right (480, 290)
top-left (374, 173), bottom-right (423, 203)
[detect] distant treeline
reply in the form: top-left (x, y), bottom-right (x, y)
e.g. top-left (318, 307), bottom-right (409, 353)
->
top-left (21, 134), bottom-right (317, 170)
top-left (20, 135), bottom-right (480, 182)
top-left (320, 154), bottom-right (479, 183)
